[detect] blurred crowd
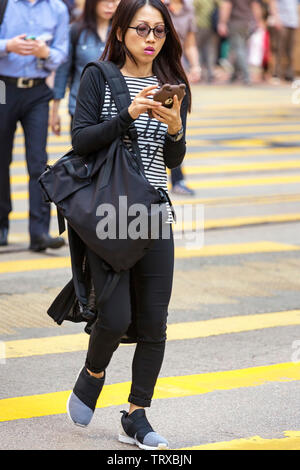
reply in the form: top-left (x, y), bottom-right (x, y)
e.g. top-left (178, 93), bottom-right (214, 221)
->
top-left (60, 0), bottom-right (300, 87)
top-left (50, 0), bottom-right (300, 194)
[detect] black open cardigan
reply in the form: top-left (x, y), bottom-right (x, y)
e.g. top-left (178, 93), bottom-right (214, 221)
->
top-left (47, 62), bottom-right (189, 340)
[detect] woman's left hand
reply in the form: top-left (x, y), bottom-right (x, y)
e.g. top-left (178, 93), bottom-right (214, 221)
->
top-left (151, 94), bottom-right (183, 135)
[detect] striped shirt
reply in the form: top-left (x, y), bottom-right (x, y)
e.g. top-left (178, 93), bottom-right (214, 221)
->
top-left (100, 75), bottom-right (173, 222)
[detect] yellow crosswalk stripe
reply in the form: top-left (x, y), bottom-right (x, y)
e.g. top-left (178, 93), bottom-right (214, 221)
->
top-left (186, 175), bottom-right (300, 189)
top-left (12, 123), bottom-right (300, 140)
top-left (190, 107), bottom-right (299, 114)
top-left (13, 117), bottom-right (300, 137)
top-left (9, 174), bottom-right (300, 189)
top-left (11, 146), bottom-right (300, 161)
top-left (8, 210), bottom-right (300, 230)
top-left (186, 117), bottom-right (300, 125)
top-left (186, 135), bottom-right (300, 148)
top-left (10, 159), bottom-right (300, 176)
top-left (11, 191), bottom-right (28, 200)
top-left (0, 243), bottom-right (299, 274)
top-left (182, 160), bottom-right (300, 174)
top-left (172, 193), bottom-right (300, 207)
top-left (179, 431), bottom-right (300, 450)
top-left (188, 213), bottom-right (300, 230)
top-left (0, 362), bottom-right (299, 422)
top-left (3, 310), bottom-right (300, 359)
top-left (9, 191), bottom-right (300, 205)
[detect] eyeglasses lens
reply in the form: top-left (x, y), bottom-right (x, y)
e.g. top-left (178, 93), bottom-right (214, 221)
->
top-left (136, 24), bottom-right (166, 38)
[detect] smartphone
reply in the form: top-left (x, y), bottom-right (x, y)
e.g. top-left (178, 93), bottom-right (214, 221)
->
top-left (153, 83), bottom-right (186, 109)
top-left (25, 35), bottom-right (36, 40)
top-left (37, 33), bottom-right (53, 42)
top-left (148, 83), bottom-right (186, 118)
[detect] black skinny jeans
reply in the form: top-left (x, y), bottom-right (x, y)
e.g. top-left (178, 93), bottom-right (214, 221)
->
top-left (85, 229), bottom-right (174, 408)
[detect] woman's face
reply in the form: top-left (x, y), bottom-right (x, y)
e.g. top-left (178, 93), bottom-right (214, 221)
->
top-left (123, 5), bottom-right (166, 66)
top-left (96, 0), bottom-right (118, 21)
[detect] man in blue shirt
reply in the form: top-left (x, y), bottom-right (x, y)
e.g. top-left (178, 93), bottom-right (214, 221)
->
top-left (0, 0), bottom-right (69, 251)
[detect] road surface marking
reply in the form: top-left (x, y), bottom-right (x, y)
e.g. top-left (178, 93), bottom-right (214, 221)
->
top-left (179, 430), bottom-right (300, 450)
top-left (3, 310), bottom-right (300, 359)
top-left (0, 362), bottom-right (299, 422)
top-left (0, 243), bottom-right (299, 274)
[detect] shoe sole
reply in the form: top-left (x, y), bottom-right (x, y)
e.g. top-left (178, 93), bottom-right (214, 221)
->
top-left (118, 431), bottom-right (168, 450)
top-left (29, 240), bottom-right (65, 252)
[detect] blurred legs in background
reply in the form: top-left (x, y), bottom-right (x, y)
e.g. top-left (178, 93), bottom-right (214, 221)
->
top-left (269, 26), bottom-right (296, 82)
top-left (171, 166), bottom-right (195, 196)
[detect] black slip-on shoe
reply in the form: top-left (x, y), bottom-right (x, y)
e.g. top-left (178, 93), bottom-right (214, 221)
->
top-left (29, 233), bottom-right (65, 252)
top-left (118, 409), bottom-right (169, 450)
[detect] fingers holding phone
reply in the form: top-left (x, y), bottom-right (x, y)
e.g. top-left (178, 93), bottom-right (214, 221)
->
top-left (6, 34), bottom-right (50, 59)
top-left (151, 93), bottom-right (183, 135)
top-left (128, 85), bottom-right (163, 120)
top-left (6, 34), bottom-right (35, 55)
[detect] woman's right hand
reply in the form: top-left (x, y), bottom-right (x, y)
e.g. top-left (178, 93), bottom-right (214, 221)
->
top-left (128, 85), bottom-right (162, 120)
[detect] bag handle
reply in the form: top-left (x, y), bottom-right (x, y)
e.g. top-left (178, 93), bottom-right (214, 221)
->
top-left (63, 160), bottom-right (91, 181)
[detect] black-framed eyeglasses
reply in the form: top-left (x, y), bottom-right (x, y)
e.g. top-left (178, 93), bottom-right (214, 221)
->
top-left (128, 24), bottom-right (168, 39)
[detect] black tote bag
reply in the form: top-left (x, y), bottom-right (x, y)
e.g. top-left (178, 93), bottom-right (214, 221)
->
top-left (39, 61), bottom-right (171, 273)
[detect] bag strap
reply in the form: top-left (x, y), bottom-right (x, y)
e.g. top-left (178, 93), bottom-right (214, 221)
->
top-left (84, 61), bottom-right (145, 174)
top-left (0, 0), bottom-right (8, 26)
top-left (93, 61), bottom-right (130, 111)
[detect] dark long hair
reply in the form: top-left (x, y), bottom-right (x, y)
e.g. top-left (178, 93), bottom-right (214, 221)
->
top-left (100, 0), bottom-right (191, 111)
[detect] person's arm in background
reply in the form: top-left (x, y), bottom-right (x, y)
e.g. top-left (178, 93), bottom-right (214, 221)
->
top-left (50, 27), bottom-right (74, 135)
top-left (267, 0), bottom-right (282, 29)
top-left (217, 0), bottom-right (232, 37)
top-left (28, 4), bottom-right (69, 72)
top-left (183, 32), bottom-right (202, 83)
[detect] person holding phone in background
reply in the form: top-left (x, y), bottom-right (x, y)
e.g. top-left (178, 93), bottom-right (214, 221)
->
top-left (66, 0), bottom-right (191, 450)
top-left (50, 0), bottom-right (119, 136)
top-left (0, 0), bottom-right (69, 250)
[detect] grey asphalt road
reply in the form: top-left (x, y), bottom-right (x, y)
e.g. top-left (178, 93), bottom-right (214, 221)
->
top-left (1, 83), bottom-right (300, 452)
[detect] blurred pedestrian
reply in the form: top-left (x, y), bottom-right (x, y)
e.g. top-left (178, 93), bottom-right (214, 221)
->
top-left (194, 0), bottom-right (221, 83)
top-left (218, 0), bottom-right (263, 85)
top-left (0, 0), bottom-right (69, 250)
top-left (164, 0), bottom-right (200, 196)
top-left (268, 0), bottom-right (299, 83)
top-left (50, 0), bottom-right (119, 136)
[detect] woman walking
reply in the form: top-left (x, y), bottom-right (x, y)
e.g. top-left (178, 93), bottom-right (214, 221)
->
top-left (67, 0), bottom-right (191, 450)
top-left (50, 0), bottom-right (119, 135)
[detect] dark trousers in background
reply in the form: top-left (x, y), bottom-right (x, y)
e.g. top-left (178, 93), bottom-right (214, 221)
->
top-left (85, 229), bottom-right (174, 407)
top-left (0, 82), bottom-right (53, 239)
top-left (171, 166), bottom-right (184, 187)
